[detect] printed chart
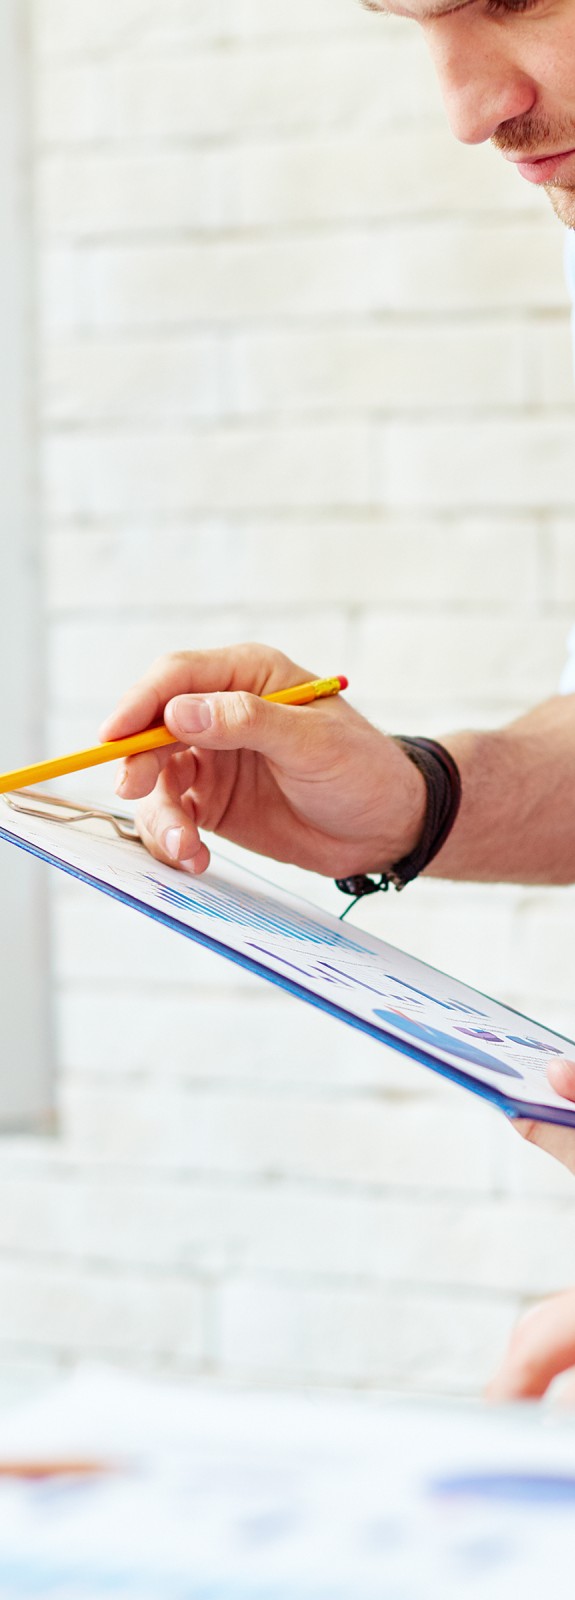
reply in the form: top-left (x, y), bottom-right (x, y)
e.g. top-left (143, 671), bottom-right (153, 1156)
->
top-left (2, 797), bottom-right (575, 1125)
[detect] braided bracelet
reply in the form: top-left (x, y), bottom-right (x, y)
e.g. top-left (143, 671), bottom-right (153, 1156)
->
top-left (336, 736), bottom-right (461, 916)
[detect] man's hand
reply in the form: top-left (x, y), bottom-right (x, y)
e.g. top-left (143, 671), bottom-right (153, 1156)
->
top-left (101, 664), bottom-right (575, 886)
top-left (491, 1060), bottom-right (575, 1402)
top-left (514, 1058), bottom-right (575, 1177)
top-left (99, 643), bottom-right (426, 878)
top-left (488, 1288), bottom-right (575, 1402)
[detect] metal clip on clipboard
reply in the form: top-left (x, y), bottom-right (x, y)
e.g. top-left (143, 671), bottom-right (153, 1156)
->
top-left (2, 790), bottom-right (139, 842)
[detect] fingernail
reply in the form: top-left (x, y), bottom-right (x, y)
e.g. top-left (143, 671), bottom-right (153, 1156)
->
top-left (175, 698), bottom-right (212, 736)
top-left (116, 768), bottom-right (128, 794)
top-left (181, 857), bottom-right (201, 874)
top-left (165, 827), bottom-right (183, 860)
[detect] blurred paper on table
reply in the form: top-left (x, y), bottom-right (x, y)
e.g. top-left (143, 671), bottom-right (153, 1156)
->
top-left (0, 1367), bottom-right (574, 1597)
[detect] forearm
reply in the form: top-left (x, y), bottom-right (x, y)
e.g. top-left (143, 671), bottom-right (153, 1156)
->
top-left (426, 694), bottom-right (575, 884)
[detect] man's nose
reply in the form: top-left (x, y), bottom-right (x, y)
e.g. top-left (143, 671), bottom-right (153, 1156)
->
top-left (425, 24), bottom-right (537, 144)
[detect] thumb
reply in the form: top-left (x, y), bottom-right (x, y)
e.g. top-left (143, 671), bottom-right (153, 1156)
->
top-left (548, 1057), bottom-right (575, 1102)
top-left (164, 689), bottom-right (323, 769)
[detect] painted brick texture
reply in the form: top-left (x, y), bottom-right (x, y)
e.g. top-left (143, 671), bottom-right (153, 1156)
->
top-left (3, 0), bottom-right (573, 1394)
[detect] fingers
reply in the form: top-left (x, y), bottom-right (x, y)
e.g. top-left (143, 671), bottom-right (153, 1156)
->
top-left (116, 682), bottom-right (327, 802)
top-left (134, 752), bottom-right (211, 876)
top-left (512, 1117), bottom-right (575, 1176)
top-left (487, 1290), bottom-right (575, 1401)
top-left (115, 743), bottom-right (184, 801)
top-left (99, 644), bottom-right (309, 742)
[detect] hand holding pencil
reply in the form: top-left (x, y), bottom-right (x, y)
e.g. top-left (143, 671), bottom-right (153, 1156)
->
top-left (0, 675), bottom-right (347, 796)
top-left (96, 642), bottom-right (427, 881)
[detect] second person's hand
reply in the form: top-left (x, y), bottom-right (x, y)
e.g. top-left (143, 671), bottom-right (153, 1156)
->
top-left (514, 1057), bottom-right (575, 1176)
top-left (99, 642), bottom-right (427, 879)
top-left (487, 1287), bottom-right (575, 1402)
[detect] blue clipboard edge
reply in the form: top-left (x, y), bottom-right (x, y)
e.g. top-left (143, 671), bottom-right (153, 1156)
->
top-left (2, 821), bottom-right (575, 1131)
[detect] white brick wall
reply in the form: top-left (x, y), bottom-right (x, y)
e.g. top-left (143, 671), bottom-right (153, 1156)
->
top-left (2, 0), bottom-right (573, 1394)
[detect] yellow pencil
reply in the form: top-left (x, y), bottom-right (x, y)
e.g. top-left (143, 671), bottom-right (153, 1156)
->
top-left (265, 673), bottom-right (347, 706)
top-left (0, 675), bottom-right (348, 794)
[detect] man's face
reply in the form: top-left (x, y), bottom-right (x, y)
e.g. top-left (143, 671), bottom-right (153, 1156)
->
top-left (366, 0), bottom-right (575, 227)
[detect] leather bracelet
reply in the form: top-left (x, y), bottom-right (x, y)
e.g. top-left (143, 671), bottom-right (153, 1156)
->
top-left (335, 736), bottom-right (462, 911)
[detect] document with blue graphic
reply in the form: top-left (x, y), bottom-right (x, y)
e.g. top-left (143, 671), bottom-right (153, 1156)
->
top-left (0, 1365), bottom-right (573, 1599)
top-left (2, 1365), bottom-right (575, 1599)
top-left (2, 794), bottom-right (575, 1127)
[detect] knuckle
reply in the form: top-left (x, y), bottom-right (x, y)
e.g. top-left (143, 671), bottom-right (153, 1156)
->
top-left (152, 649), bottom-right (189, 675)
top-left (508, 1352), bottom-right (541, 1394)
top-left (507, 1303), bottom-right (548, 1365)
top-left (235, 641), bottom-right (260, 665)
top-left (231, 689), bottom-right (260, 732)
top-left (121, 749), bottom-right (163, 799)
top-left (136, 797), bottom-right (165, 850)
top-left (236, 640), bottom-right (276, 664)
top-left (237, 641), bottom-right (296, 677)
top-left (508, 1315), bottom-right (533, 1356)
top-left (212, 689), bottom-right (259, 736)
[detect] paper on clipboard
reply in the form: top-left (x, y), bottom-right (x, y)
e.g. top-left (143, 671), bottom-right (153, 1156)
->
top-left (2, 790), bottom-right (575, 1128)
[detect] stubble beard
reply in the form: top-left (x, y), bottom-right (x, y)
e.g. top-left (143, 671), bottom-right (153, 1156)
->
top-left (492, 111), bottom-right (575, 230)
top-left (545, 183), bottom-right (575, 228)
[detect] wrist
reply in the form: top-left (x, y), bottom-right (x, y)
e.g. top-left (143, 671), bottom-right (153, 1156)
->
top-left (364, 741), bottom-right (428, 874)
top-left (343, 736), bottom-right (461, 895)
top-left (391, 735), bottom-right (462, 885)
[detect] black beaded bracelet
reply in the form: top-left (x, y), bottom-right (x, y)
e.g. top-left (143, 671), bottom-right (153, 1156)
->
top-left (335, 736), bottom-right (462, 915)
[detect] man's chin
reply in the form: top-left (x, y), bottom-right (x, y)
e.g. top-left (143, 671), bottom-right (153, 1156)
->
top-left (546, 183), bottom-right (575, 227)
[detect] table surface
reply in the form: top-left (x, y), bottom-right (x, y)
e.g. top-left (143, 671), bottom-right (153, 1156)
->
top-left (0, 1366), bottom-right (573, 1599)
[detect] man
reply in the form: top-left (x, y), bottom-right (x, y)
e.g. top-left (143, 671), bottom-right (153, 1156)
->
top-left (101, 0), bottom-right (575, 1399)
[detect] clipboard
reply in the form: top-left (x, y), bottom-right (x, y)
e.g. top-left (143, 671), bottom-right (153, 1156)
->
top-left (2, 789), bottom-right (575, 1129)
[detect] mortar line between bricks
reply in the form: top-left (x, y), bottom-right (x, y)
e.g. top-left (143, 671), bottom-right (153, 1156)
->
top-left (40, 406), bottom-right (575, 433)
top-left (0, 1165), bottom-right (570, 1208)
top-left (38, 311), bottom-right (569, 334)
top-left (0, 1251), bottom-right (528, 1302)
top-left (12, 1167), bottom-right (510, 1202)
top-left (35, 310), bottom-right (571, 332)
top-left (43, 506), bottom-right (561, 525)
top-left (38, 212), bottom-right (547, 244)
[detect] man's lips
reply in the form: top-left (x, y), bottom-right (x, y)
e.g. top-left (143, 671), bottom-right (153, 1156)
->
top-left (506, 147), bottom-right (575, 184)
